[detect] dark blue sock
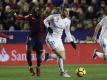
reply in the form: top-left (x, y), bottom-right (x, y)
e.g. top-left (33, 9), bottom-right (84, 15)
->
top-left (26, 52), bottom-right (32, 67)
top-left (36, 53), bottom-right (42, 67)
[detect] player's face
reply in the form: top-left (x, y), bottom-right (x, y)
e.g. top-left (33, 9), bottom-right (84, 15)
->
top-left (64, 10), bottom-right (69, 16)
top-left (61, 10), bottom-right (69, 18)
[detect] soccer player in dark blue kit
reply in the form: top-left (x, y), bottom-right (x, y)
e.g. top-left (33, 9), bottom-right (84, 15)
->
top-left (26, 4), bottom-right (46, 76)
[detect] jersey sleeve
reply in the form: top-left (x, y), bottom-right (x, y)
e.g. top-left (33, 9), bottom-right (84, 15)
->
top-left (64, 19), bottom-right (74, 42)
top-left (98, 17), bottom-right (106, 26)
top-left (44, 15), bottom-right (53, 28)
top-left (0, 33), bottom-right (9, 38)
top-left (15, 15), bottom-right (25, 20)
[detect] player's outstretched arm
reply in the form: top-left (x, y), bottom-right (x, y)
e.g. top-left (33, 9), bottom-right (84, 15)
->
top-left (0, 33), bottom-right (14, 39)
top-left (64, 18), bottom-right (76, 49)
top-left (92, 24), bottom-right (101, 42)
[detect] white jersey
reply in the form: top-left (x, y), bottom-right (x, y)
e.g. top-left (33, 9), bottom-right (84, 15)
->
top-left (98, 16), bottom-right (107, 53)
top-left (44, 14), bottom-right (73, 42)
top-left (98, 16), bottom-right (107, 37)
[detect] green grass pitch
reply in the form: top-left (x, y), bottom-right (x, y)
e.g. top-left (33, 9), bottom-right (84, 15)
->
top-left (0, 64), bottom-right (107, 80)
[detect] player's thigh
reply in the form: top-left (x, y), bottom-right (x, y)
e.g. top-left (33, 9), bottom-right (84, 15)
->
top-left (46, 37), bottom-right (65, 51)
top-left (26, 39), bottom-right (34, 52)
top-left (26, 44), bottom-right (32, 53)
top-left (33, 40), bottom-right (43, 53)
top-left (103, 39), bottom-right (107, 54)
top-left (46, 37), bottom-right (66, 59)
top-left (100, 37), bottom-right (107, 54)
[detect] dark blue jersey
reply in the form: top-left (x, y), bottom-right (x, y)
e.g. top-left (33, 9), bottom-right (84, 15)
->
top-left (29, 15), bottom-right (46, 41)
top-left (27, 15), bottom-right (46, 50)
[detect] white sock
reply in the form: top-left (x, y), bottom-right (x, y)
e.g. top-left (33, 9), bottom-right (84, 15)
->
top-left (57, 58), bottom-right (64, 73)
top-left (29, 66), bottom-right (32, 69)
top-left (96, 51), bottom-right (104, 59)
top-left (48, 53), bottom-right (58, 60)
top-left (48, 53), bottom-right (65, 73)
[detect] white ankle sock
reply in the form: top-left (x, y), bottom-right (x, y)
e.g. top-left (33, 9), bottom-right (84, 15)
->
top-left (57, 58), bottom-right (64, 73)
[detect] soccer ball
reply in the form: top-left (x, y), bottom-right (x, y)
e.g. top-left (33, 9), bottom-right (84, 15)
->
top-left (75, 67), bottom-right (86, 77)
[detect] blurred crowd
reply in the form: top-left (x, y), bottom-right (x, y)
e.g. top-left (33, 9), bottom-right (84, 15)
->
top-left (0, 0), bottom-right (107, 31)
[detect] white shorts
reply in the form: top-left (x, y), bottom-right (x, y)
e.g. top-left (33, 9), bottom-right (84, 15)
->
top-left (45, 35), bottom-right (65, 51)
top-left (98, 35), bottom-right (107, 54)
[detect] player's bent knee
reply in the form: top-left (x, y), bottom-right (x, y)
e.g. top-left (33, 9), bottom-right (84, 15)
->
top-left (54, 50), bottom-right (66, 60)
top-left (60, 51), bottom-right (66, 60)
top-left (62, 56), bottom-right (66, 60)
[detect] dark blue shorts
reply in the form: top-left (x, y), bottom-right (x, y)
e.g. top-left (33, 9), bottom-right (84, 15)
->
top-left (27, 37), bottom-right (44, 52)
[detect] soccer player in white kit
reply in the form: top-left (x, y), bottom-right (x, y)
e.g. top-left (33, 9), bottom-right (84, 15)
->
top-left (44, 8), bottom-right (76, 78)
top-left (92, 7), bottom-right (107, 60)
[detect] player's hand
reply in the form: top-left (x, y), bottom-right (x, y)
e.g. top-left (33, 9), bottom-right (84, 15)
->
top-left (70, 41), bottom-right (76, 49)
top-left (48, 27), bottom-right (53, 33)
top-left (9, 35), bottom-right (14, 39)
top-left (14, 12), bottom-right (17, 16)
top-left (92, 36), bottom-right (96, 43)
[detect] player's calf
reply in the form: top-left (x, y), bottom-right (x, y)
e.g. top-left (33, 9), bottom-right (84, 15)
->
top-left (36, 67), bottom-right (40, 76)
top-left (44, 52), bottom-right (49, 62)
top-left (92, 49), bottom-right (97, 60)
top-left (29, 67), bottom-right (35, 76)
